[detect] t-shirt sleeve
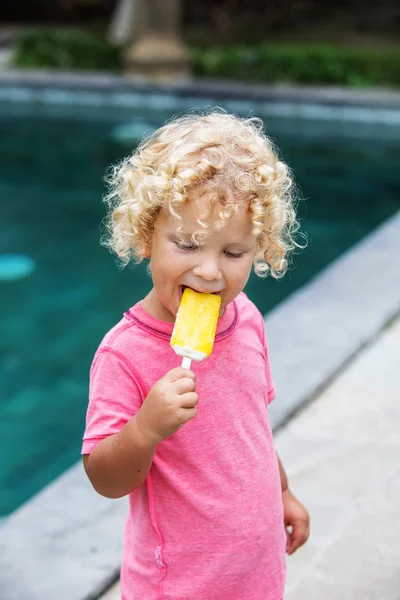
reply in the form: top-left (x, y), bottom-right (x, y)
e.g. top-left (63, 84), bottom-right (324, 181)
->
top-left (258, 313), bottom-right (276, 404)
top-left (82, 347), bottom-right (145, 454)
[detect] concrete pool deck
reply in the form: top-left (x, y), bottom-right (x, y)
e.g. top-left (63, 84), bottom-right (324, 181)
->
top-left (280, 312), bottom-right (400, 600)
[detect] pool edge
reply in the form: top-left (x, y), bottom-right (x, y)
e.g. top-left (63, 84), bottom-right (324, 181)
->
top-left (1, 69), bottom-right (400, 108)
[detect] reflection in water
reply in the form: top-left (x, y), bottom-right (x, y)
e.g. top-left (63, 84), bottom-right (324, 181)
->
top-left (0, 254), bottom-right (36, 280)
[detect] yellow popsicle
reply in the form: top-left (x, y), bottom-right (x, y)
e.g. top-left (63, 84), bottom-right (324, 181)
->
top-left (171, 288), bottom-right (221, 367)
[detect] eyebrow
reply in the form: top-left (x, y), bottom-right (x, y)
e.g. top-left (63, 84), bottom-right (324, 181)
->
top-left (226, 240), bottom-right (255, 246)
top-left (169, 231), bottom-right (195, 240)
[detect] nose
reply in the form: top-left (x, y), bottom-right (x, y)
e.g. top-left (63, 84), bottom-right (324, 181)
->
top-left (192, 254), bottom-right (222, 282)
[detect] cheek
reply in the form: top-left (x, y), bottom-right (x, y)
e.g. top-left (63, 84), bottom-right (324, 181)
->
top-left (155, 262), bottom-right (173, 285)
top-left (230, 260), bottom-right (253, 288)
top-left (153, 252), bottom-right (185, 283)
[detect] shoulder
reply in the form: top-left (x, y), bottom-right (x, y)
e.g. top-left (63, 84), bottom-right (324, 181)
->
top-left (235, 291), bottom-right (264, 324)
top-left (93, 306), bottom-right (152, 366)
top-left (97, 312), bottom-right (136, 351)
top-left (92, 303), bottom-right (170, 378)
top-left (89, 309), bottom-right (150, 395)
top-left (232, 292), bottom-right (266, 344)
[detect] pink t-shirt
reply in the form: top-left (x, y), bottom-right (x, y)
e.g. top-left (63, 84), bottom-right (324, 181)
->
top-left (82, 292), bottom-right (286, 600)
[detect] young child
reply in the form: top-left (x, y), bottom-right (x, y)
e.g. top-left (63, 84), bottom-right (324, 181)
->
top-left (82, 110), bottom-right (310, 600)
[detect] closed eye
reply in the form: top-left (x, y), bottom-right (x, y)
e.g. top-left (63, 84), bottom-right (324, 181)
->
top-left (224, 251), bottom-right (245, 259)
top-left (175, 241), bottom-right (245, 258)
top-left (175, 241), bottom-right (199, 252)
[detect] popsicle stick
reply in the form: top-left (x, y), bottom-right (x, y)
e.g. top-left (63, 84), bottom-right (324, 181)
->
top-left (181, 356), bottom-right (192, 370)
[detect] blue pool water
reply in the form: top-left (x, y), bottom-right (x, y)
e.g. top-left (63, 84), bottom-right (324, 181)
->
top-left (1, 100), bottom-right (399, 515)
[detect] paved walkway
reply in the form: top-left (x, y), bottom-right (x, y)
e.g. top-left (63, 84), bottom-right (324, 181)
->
top-left (279, 314), bottom-right (400, 600)
top-left (101, 315), bottom-right (400, 600)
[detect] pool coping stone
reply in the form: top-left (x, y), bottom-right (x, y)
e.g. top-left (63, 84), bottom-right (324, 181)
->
top-left (1, 69), bottom-right (400, 108)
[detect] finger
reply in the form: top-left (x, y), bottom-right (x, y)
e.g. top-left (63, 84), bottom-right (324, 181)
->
top-left (287, 522), bottom-right (309, 555)
top-left (179, 392), bottom-right (199, 408)
top-left (178, 406), bottom-right (197, 424)
top-left (286, 534), bottom-right (297, 555)
top-left (175, 376), bottom-right (196, 394)
top-left (285, 525), bottom-right (296, 555)
top-left (165, 367), bottom-right (196, 383)
top-left (285, 529), bottom-right (291, 553)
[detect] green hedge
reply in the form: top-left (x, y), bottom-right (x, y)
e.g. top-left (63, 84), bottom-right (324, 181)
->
top-left (13, 28), bottom-right (400, 88)
top-left (191, 44), bottom-right (400, 87)
top-left (13, 28), bottom-right (122, 71)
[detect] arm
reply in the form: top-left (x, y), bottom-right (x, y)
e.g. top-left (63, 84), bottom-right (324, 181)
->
top-left (83, 416), bottom-right (157, 498)
top-left (277, 453), bottom-right (289, 492)
top-left (277, 453), bottom-right (310, 554)
top-left (83, 367), bottom-right (198, 499)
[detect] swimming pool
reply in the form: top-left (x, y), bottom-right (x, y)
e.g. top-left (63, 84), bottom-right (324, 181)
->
top-left (1, 96), bottom-right (399, 516)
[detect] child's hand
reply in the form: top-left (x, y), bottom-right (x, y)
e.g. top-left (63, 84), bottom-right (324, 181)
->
top-left (136, 368), bottom-right (198, 444)
top-left (282, 489), bottom-right (310, 554)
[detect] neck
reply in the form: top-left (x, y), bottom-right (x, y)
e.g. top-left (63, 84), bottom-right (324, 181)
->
top-left (141, 288), bottom-right (175, 323)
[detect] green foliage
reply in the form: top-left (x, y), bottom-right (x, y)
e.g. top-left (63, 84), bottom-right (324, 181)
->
top-left (12, 28), bottom-right (400, 88)
top-left (191, 43), bottom-right (400, 87)
top-left (13, 28), bottom-right (122, 71)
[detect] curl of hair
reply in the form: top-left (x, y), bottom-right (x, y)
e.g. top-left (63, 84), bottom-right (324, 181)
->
top-left (102, 109), bottom-right (304, 278)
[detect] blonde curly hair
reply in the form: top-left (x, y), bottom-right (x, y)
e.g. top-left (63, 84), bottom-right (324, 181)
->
top-left (103, 109), bottom-right (303, 278)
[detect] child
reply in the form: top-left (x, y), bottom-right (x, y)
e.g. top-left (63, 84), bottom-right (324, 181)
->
top-left (82, 110), bottom-right (310, 600)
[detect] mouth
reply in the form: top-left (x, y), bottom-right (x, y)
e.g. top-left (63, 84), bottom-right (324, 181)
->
top-left (179, 285), bottom-right (221, 303)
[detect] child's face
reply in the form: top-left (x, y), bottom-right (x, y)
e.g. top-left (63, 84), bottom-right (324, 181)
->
top-left (144, 196), bottom-right (257, 323)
